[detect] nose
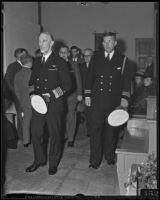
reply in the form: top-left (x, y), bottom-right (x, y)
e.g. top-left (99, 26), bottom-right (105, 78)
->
top-left (39, 41), bottom-right (43, 47)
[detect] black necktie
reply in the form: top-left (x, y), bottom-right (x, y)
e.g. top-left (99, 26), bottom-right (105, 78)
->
top-left (105, 54), bottom-right (110, 62)
top-left (42, 57), bottom-right (45, 64)
top-left (67, 61), bottom-right (72, 72)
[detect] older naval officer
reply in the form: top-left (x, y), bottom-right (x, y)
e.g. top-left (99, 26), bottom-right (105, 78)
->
top-left (26, 32), bottom-right (71, 175)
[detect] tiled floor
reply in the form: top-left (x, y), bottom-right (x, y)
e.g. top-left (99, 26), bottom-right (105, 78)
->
top-left (3, 123), bottom-right (120, 196)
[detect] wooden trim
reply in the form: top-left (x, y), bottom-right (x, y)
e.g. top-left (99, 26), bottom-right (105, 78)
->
top-left (38, 2), bottom-right (43, 32)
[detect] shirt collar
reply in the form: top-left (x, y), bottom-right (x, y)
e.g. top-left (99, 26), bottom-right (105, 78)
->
top-left (42, 51), bottom-right (52, 62)
top-left (86, 62), bottom-right (89, 68)
top-left (73, 57), bottom-right (78, 62)
top-left (17, 60), bottom-right (22, 66)
top-left (104, 50), bottom-right (115, 60)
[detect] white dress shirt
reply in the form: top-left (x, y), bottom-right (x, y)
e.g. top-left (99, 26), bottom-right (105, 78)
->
top-left (104, 50), bottom-right (115, 60)
top-left (42, 51), bottom-right (52, 62)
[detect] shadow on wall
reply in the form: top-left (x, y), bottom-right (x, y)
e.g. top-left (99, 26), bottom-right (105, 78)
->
top-left (53, 39), bottom-right (67, 55)
top-left (116, 39), bottom-right (137, 79)
top-left (129, 59), bottom-right (137, 79)
top-left (116, 38), bottom-right (127, 54)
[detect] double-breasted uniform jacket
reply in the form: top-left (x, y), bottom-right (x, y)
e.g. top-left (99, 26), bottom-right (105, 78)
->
top-left (29, 51), bottom-right (71, 112)
top-left (85, 50), bottom-right (131, 109)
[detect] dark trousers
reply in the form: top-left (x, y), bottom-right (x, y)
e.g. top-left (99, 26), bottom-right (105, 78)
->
top-left (66, 92), bottom-right (77, 141)
top-left (89, 105), bottom-right (119, 166)
top-left (22, 107), bottom-right (32, 144)
top-left (85, 107), bottom-right (91, 135)
top-left (14, 97), bottom-right (23, 140)
top-left (31, 106), bottom-right (62, 169)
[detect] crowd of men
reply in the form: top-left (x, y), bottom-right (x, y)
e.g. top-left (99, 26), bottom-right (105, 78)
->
top-left (3, 31), bottom-right (156, 175)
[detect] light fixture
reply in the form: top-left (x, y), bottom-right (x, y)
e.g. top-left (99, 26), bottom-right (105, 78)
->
top-left (76, 2), bottom-right (95, 7)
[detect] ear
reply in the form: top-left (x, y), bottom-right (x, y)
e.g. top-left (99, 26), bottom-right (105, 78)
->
top-left (114, 40), bottom-right (117, 47)
top-left (50, 41), bottom-right (54, 47)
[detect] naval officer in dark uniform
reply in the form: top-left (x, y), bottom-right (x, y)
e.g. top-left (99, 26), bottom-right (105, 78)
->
top-left (85, 32), bottom-right (132, 168)
top-left (26, 32), bottom-right (71, 175)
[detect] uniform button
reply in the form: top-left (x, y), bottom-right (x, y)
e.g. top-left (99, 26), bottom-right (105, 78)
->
top-left (37, 78), bottom-right (39, 81)
top-left (101, 82), bottom-right (103, 84)
top-left (109, 76), bottom-right (112, 78)
top-left (100, 75), bottom-right (104, 78)
top-left (100, 88), bottom-right (103, 91)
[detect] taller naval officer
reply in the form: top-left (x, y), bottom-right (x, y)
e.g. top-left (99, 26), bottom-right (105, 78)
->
top-left (26, 32), bottom-right (71, 175)
top-left (85, 32), bottom-right (132, 168)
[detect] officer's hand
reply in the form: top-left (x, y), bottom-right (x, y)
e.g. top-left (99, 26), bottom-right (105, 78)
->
top-left (29, 85), bottom-right (35, 93)
top-left (42, 93), bottom-right (51, 103)
top-left (85, 97), bottom-right (91, 107)
top-left (21, 112), bottom-right (24, 117)
top-left (17, 108), bottom-right (23, 121)
top-left (42, 93), bottom-right (51, 97)
top-left (120, 98), bottom-right (128, 109)
top-left (77, 95), bottom-right (83, 102)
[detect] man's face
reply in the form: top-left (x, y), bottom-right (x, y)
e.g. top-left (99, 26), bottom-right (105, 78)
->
top-left (144, 77), bottom-right (152, 86)
top-left (84, 50), bottom-right (93, 64)
top-left (17, 51), bottom-right (27, 61)
top-left (26, 61), bottom-right (32, 68)
top-left (71, 48), bottom-right (78, 58)
top-left (135, 76), bottom-right (143, 87)
top-left (59, 47), bottom-right (69, 61)
top-left (102, 36), bottom-right (117, 53)
top-left (39, 33), bottom-right (54, 55)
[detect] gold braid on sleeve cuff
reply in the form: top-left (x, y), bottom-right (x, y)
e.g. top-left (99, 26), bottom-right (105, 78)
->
top-left (52, 87), bottom-right (64, 98)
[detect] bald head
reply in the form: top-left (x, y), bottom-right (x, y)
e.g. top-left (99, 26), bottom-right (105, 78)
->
top-left (39, 32), bottom-right (54, 55)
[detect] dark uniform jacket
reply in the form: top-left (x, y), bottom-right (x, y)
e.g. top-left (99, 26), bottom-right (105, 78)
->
top-left (29, 51), bottom-right (71, 112)
top-left (85, 50), bottom-right (131, 108)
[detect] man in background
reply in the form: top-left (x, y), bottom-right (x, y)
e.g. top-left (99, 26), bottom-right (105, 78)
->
top-left (131, 72), bottom-right (156, 115)
top-left (4, 48), bottom-right (28, 142)
top-left (59, 45), bottom-right (82, 147)
top-left (80, 48), bottom-right (93, 136)
top-left (14, 54), bottom-right (33, 147)
top-left (69, 46), bottom-right (84, 65)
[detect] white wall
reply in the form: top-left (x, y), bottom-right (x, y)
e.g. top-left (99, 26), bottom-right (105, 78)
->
top-left (3, 2), bottom-right (40, 74)
top-left (3, 2), bottom-right (40, 114)
top-left (41, 2), bottom-right (154, 60)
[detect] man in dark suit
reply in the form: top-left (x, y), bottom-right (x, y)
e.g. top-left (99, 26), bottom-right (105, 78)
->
top-left (69, 46), bottom-right (84, 65)
top-left (85, 32), bottom-right (132, 168)
top-left (4, 48), bottom-right (28, 141)
top-left (25, 32), bottom-right (71, 175)
top-left (14, 54), bottom-right (33, 147)
top-left (59, 45), bottom-right (82, 147)
top-left (80, 48), bottom-right (93, 136)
